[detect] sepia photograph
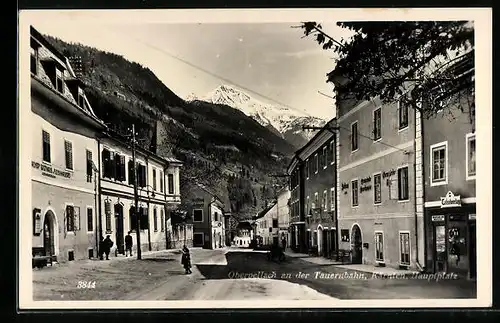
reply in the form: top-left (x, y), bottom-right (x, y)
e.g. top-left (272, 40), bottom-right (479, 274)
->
top-left (17, 8), bottom-right (492, 309)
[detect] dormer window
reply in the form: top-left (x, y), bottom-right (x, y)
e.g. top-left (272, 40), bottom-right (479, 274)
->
top-left (55, 68), bottom-right (64, 93)
top-left (30, 46), bottom-right (38, 75)
top-left (77, 87), bottom-right (85, 108)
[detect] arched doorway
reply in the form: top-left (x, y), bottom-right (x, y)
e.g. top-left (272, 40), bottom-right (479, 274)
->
top-left (317, 225), bottom-right (324, 256)
top-left (43, 210), bottom-right (56, 256)
top-left (351, 224), bottom-right (362, 264)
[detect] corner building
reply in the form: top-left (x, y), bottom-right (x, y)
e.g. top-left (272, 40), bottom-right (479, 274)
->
top-left (335, 90), bottom-right (425, 270)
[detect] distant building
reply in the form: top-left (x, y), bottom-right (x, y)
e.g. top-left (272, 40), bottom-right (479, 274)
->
top-left (255, 201), bottom-right (278, 246)
top-left (287, 155), bottom-right (306, 253)
top-left (185, 184), bottom-right (226, 249)
top-left (276, 187), bottom-right (291, 248)
top-left (30, 26), bottom-right (107, 262)
top-left (233, 221), bottom-right (253, 248)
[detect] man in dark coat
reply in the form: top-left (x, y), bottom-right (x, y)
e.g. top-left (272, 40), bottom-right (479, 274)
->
top-left (103, 235), bottom-right (114, 260)
top-left (125, 231), bottom-right (133, 257)
top-left (181, 245), bottom-right (192, 274)
top-left (98, 235), bottom-right (105, 260)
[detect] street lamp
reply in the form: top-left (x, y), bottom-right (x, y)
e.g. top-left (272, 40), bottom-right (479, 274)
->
top-left (138, 184), bottom-right (155, 251)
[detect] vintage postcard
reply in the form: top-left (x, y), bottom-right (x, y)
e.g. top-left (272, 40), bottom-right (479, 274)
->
top-left (18, 8), bottom-right (492, 309)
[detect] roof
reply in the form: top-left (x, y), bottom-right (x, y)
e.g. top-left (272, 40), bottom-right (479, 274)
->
top-left (254, 201), bottom-right (277, 220)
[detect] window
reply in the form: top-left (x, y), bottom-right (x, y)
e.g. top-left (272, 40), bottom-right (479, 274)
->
top-left (323, 190), bottom-right (328, 211)
top-left (214, 211), bottom-right (218, 222)
top-left (153, 208), bottom-right (158, 232)
top-left (138, 164), bottom-right (147, 187)
top-left (398, 166), bottom-right (409, 201)
top-left (374, 173), bottom-right (382, 204)
top-left (466, 134), bottom-right (476, 179)
top-left (77, 87), bottom-right (85, 108)
top-left (128, 159), bottom-right (135, 185)
top-left (102, 149), bottom-right (112, 179)
top-left (64, 140), bottom-right (73, 170)
top-left (42, 130), bottom-right (51, 163)
top-left (323, 146), bottom-right (328, 169)
top-left (314, 192), bottom-right (319, 209)
top-left (314, 153), bottom-right (319, 174)
top-left (306, 196), bottom-right (310, 216)
top-left (272, 219), bottom-right (278, 228)
top-left (373, 108), bottom-right (381, 141)
top-left (30, 46), bottom-right (38, 74)
top-left (87, 207), bottom-right (93, 232)
top-left (105, 201), bottom-right (112, 232)
top-left (66, 205), bottom-right (75, 232)
top-left (306, 160), bottom-right (310, 179)
top-left (399, 232), bottom-right (410, 266)
top-left (114, 154), bottom-right (125, 182)
top-left (152, 168), bottom-right (157, 191)
top-left (351, 122), bottom-right (358, 151)
top-left (330, 188), bottom-right (335, 211)
top-left (55, 68), bottom-right (64, 93)
top-left (139, 207), bottom-right (149, 230)
top-left (86, 150), bottom-right (93, 183)
top-left (399, 101), bottom-right (409, 130)
top-left (431, 142), bottom-right (447, 185)
top-left (160, 209), bottom-right (165, 232)
top-left (129, 206), bottom-right (137, 231)
top-left (351, 179), bottom-right (359, 207)
top-left (330, 140), bottom-right (335, 165)
top-left (375, 232), bottom-right (384, 262)
top-left (168, 174), bottom-right (174, 194)
top-left (159, 170), bottom-right (164, 193)
top-left (193, 209), bottom-right (203, 222)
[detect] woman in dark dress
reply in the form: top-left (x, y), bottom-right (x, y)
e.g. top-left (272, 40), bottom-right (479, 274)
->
top-left (181, 245), bottom-right (192, 274)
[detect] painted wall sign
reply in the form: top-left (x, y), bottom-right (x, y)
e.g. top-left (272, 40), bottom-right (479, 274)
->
top-left (432, 215), bottom-right (445, 222)
top-left (440, 191), bottom-right (462, 208)
top-left (32, 161), bottom-right (72, 179)
top-left (360, 185), bottom-right (372, 193)
top-left (341, 183), bottom-right (349, 190)
top-left (382, 169), bottom-right (396, 179)
top-left (360, 176), bottom-right (372, 184)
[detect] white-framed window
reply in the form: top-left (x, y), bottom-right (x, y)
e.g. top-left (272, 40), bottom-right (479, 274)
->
top-left (314, 192), bottom-right (319, 210)
top-left (86, 206), bottom-right (93, 233)
top-left (466, 133), bottom-right (476, 180)
top-left (323, 190), bottom-right (328, 211)
top-left (314, 153), bottom-right (319, 174)
top-left (373, 107), bottom-right (382, 141)
top-left (167, 173), bottom-right (175, 194)
top-left (351, 121), bottom-right (359, 152)
top-left (193, 209), bottom-right (203, 222)
top-left (397, 166), bottom-right (409, 201)
top-left (42, 130), bottom-right (51, 163)
top-left (86, 149), bottom-right (93, 183)
top-left (399, 231), bottom-right (411, 266)
top-left (330, 140), bottom-right (335, 165)
top-left (323, 146), bottom-right (328, 169)
top-left (64, 140), bottom-right (73, 170)
top-left (430, 141), bottom-right (448, 186)
top-left (306, 159), bottom-right (310, 179)
top-left (152, 168), bottom-right (157, 191)
top-left (398, 100), bottom-right (409, 130)
top-left (160, 209), bottom-right (165, 232)
top-left (65, 203), bottom-right (80, 233)
top-left (55, 68), bottom-right (64, 93)
top-left (330, 187), bottom-right (335, 211)
top-left (375, 231), bottom-right (384, 262)
top-left (373, 173), bottom-right (382, 204)
top-left (351, 179), bottom-right (359, 207)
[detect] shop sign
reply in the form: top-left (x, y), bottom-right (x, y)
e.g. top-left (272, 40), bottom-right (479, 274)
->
top-left (432, 215), bottom-right (445, 222)
top-left (341, 182), bottom-right (349, 190)
top-left (469, 214), bottom-right (476, 221)
top-left (32, 161), bottom-right (72, 179)
top-left (440, 191), bottom-right (462, 208)
top-left (382, 169), bottom-right (396, 179)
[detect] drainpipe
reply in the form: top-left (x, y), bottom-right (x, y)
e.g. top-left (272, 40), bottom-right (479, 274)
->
top-left (414, 108), bottom-right (424, 272)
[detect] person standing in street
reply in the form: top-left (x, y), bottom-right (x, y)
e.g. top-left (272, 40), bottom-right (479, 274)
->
top-left (98, 235), bottom-right (105, 260)
top-left (181, 245), bottom-right (192, 274)
top-left (125, 231), bottom-right (133, 257)
top-left (103, 235), bottom-right (114, 260)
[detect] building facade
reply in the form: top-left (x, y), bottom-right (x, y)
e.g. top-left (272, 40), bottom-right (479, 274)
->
top-left (276, 187), bottom-right (291, 248)
top-left (97, 134), bottom-right (183, 255)
top-left (255, 201), bottom-right (278, 246)
top-left (30, 27), bottom-right (107, 263)
top-left (422, 101), bottom-right (476, 278)
top-left (335, 92), bottom-right (424, 270)
top-left (287, 156), bottom-right (306, 253)
top-left (187, 184), bottom-right (226, 249)
top-left (296, 121), bottom-right (337, 258)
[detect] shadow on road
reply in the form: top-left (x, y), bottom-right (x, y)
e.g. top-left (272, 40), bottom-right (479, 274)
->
top-left (141, 258), bottom-right (177, 263)
top-left (196, 251), bottom-right (477, 300)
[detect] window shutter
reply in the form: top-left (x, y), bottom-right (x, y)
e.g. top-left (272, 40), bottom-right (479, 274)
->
top-left (102, 149), bottom-right (110, 178)
top-left (142, 165), bottom-right (147, 187)
top-left (389, 173), bottom-right (398, 200)
top-left (128, 160), bottom-right (135, 185)
top-left (74, 206), bottom-right (80, 231)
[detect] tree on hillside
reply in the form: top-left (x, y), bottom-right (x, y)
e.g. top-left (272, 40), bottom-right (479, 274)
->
top-left (298, 21), bottom-right (474, 121)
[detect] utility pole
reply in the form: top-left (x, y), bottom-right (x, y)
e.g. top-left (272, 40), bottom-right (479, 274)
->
top-left (131, 124), bottom-right (142, 260)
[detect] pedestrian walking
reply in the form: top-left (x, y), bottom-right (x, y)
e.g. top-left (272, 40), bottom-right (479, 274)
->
top-left (281, 237), bottom-right (287, 251)
top-left (103, 235), bottom-right (114, 260)
top-left (125, 231), bottom-right (133, 257)
top-left (181, 245), bottom-right (192, 274)
top-left (98, 235), bottom-right (105, 260)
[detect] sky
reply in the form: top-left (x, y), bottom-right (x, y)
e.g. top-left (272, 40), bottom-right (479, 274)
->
top-left (24, 11), bottom-right (356, 120)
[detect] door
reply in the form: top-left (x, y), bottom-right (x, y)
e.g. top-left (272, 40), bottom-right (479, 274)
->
top-left (447, 219), bottom-right (468, 276)
top-left (115, 204), bottom-right (124, 254)
top-left (43, 212), bottom-right (55, 256)
top-left (469, 222), bottom-right (476, 279)
top-left (323, 230), bottom-right (329, 258)
top-left (351, 225), bottom-right (362, 264)
top-left (434, 224), bottom-right (447, 272)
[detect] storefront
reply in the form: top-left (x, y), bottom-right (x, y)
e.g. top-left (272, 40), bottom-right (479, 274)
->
top-left (425, 191), bottom-right (476, 279)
